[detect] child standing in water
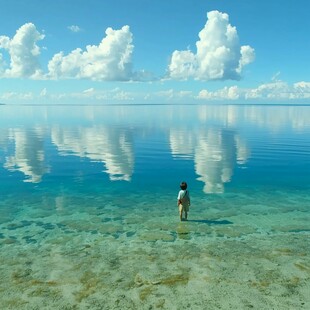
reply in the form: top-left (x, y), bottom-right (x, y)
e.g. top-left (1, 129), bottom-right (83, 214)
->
top-left (177, 181), bottom-right (190, 221)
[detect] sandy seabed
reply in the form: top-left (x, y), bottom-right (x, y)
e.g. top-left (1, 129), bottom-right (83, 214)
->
top-left (0, 192), bottom-right (309, 310)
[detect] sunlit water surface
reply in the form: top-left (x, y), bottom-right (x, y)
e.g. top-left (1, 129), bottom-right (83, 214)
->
top-left (0, 104), bottom-right (309, 309)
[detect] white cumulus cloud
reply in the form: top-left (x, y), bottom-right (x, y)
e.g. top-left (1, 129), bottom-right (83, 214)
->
top-left (244, 81), bottom-right (310, 100)
top-left (47, 25), bottom-right (134, 81)
top-left (0, 23), bottom-right (44, 78)
top-left (68, 25), bottom-right (82, 33)
top-left (198, 86), bottom-right (240, 100)
top-left (292, 81), bottom-right (310, 99)
top-left (197, 81), bottom-right (310, 102)
top-left (168, 10), bottom-right (255, 81)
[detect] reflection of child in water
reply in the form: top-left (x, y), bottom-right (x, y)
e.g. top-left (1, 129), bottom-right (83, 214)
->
top-left (177, 181), bottom-right (190, 221)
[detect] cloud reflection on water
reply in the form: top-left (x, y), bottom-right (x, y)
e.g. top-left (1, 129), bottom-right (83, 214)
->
top-left (3, 127), bottom-right (49, 183)
top-left (0, 104), bottom-right (309, 193)
top-left (170, 128), bottom-right (249, 193)
top-left (51, 125), bottom-right (134, 181)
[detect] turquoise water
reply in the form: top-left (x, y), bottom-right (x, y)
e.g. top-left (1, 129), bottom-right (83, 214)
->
top-left (0, 104), bottom-right (309, 309)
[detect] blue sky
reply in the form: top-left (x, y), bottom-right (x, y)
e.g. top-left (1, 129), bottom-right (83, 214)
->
top-left (0, 0), bottom-right (309, 104)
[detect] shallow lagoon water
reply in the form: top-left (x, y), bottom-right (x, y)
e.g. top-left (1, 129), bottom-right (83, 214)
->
top-left (0, 104), bottom-right (309, 309)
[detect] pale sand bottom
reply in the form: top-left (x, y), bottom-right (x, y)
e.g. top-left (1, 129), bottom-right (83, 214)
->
top-left (0, 192), bottom-right (309, 309)
top-left (0, 233), bottom-right (309, 310)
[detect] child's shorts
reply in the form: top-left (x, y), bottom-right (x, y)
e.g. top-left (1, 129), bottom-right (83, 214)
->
top-left (178, 203), bottom-right (189, 213)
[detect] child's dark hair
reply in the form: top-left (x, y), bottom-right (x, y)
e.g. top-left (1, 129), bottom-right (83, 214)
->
top-left (180, 181), bottom-right (187, 190)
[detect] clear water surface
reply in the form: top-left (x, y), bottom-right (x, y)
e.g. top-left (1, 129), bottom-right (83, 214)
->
top-left (0, 104), bottom-right (309, 309)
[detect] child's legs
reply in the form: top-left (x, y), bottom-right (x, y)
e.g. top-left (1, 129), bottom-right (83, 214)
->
top-left (178, 204), bottom-right (183, 220)
top-left (184, 205), bottom-right (189, 219)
